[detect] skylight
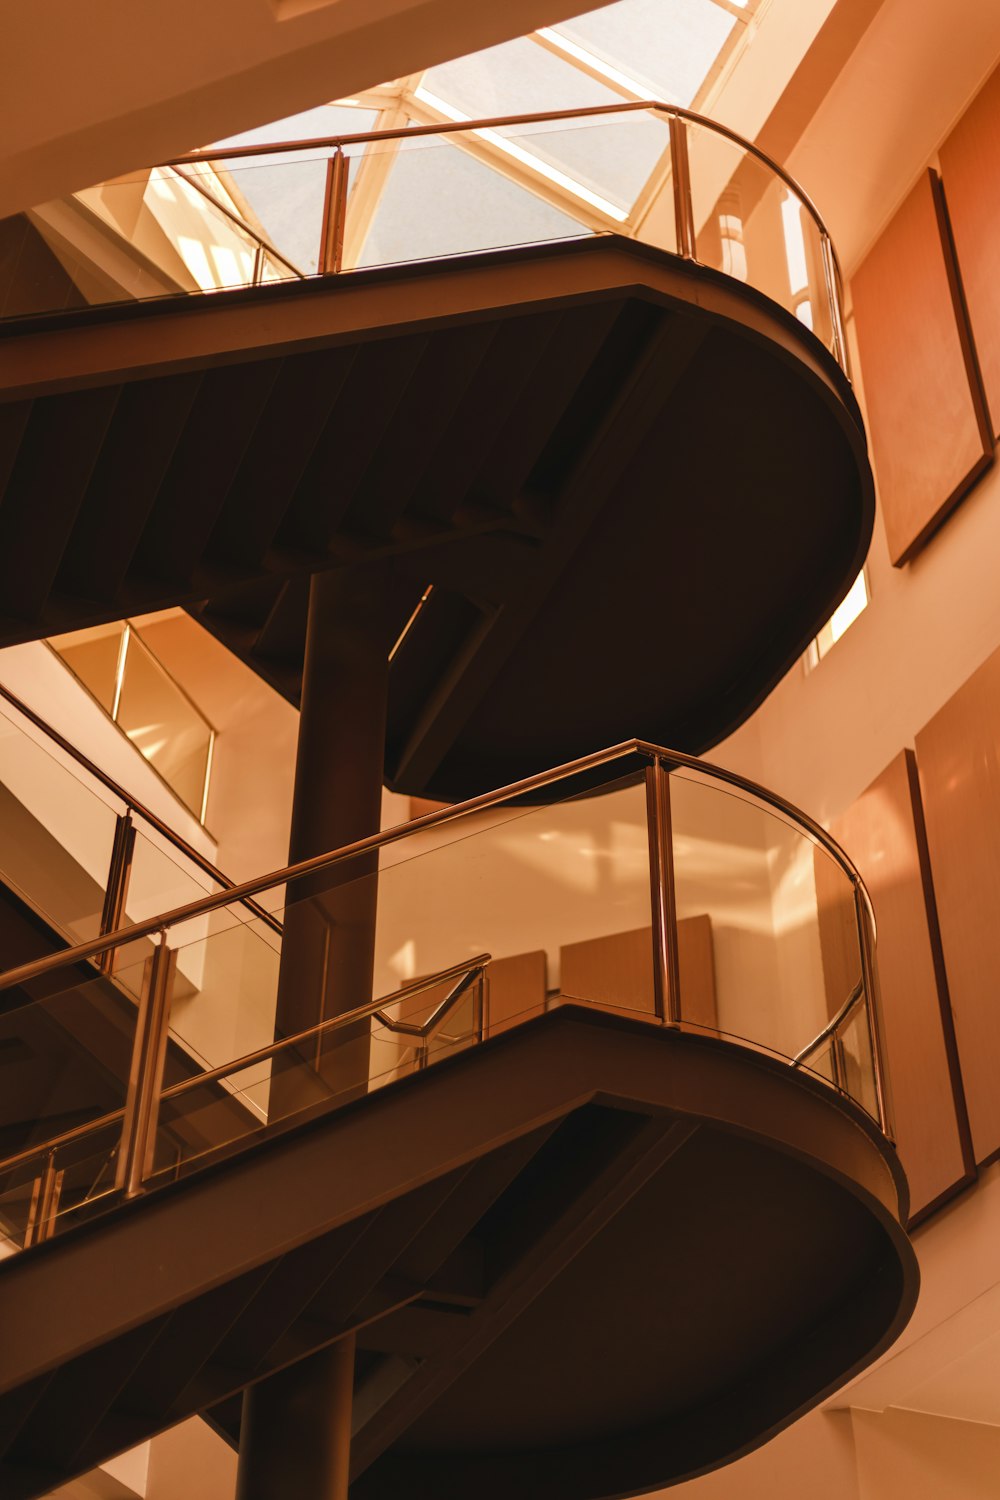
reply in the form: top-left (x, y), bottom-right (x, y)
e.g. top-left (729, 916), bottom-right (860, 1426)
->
top-left (201, 0), bottom-right (760, 273)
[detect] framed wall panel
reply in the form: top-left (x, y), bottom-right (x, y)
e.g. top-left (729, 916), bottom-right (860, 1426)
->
top-left (851, 169), bottom-right (992, 566)
top-left (940, 62), bottom-right (1000, 436)
top-left (916, 650), bottom-right (1000, 1167)
top-left (486, 950), bottom-right (546, 1037)
top-left (559, 920), bottom-right (716, 1030)
top-left (830, 751), bottom-right (973, 1220)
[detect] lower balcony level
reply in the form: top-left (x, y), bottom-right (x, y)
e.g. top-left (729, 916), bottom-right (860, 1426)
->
top-left (0, 743), bottom-right (916, 1499)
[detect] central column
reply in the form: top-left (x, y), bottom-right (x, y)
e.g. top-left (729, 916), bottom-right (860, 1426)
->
top-left (270, 562), bottom-right (399, 1116)
top-left (240, 567), bottom-right (398, 1495)
top-left (236, 1335), bottom-right (356, 1500)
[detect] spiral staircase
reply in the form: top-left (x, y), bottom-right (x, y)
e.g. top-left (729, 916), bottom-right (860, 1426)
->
top-left (0, 102), bottom-right (914, 1500)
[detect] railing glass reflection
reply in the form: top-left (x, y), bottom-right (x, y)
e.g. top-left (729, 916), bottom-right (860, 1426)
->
top-left (3, 103), bottom-right (847, 371)
top-left (0, 742), bottom-right (887, 1256)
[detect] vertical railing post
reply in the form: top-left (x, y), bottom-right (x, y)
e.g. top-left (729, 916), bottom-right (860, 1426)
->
top-left (820, 231), bottom-right (849, 375)
top-left (23, 1150), bottom-right (63, 1249)
top-left (99, 810), bottom-right (136, 976)
top-left (668, 113), bottom-right (696, 261)
top-left (252, 241), bottom-right (264, 288)
top-left (646, 758), bottom-right (681, 1026)
top-left (319, 148), bottom-right (349, 275)
top-left (118, 931), bottom-right (177, 1198)
top-left (854, 883), bottom-right (892, 1138)
top-left (478, 967), bottom-right (490, 1041)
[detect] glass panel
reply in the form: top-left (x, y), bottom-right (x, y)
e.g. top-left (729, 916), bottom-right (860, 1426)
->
top-left (491, 111), bottom-right (672, 220)
top-left (75, 170), bottom-right (261, 297)
top-left (0, 1177), bottom-right (36, 1256)
top-left (669, 767), bottom-right (859, 1065)
top-left (49, 620), bottom-right (124, 713)
top-left (685, 119), bottom-right (834, 351)
top-left (166, 914), bottom-right (282, 1080)
top-left (0, 705), bottom-right (118, 945)
top-left (191, 157), bottom-right (328, 277)
top-left (0, 958), bottom-right (146, 1249)
top-left (349, 132), bottom-right (593, 270)
top-left (115, 629), bottom-right (213, 820)
top-left (837, 1001), bottom-right (879, 1120)
top-left (554, 0), bottom-right (738, 107)
top-left (149, 768), bottom-right (654, 1182)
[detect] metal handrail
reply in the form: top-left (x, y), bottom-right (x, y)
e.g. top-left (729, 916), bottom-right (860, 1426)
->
top-left (0, 953), bottom-right (490, 1179)
top-left (371, 964), bottom-right (484, 1041)
top-left (169, 164), bottom-right (303, 281)
top-left (156, 99), bottom-right (847, 373)
top-left (0, 739), bottom-right (875, 994)
top-left (0, 679), bottom-right (282, 936)
top-left (159, 954), bottom-right (490, 1103)
top-left (160, 98), bottom-right (836, 258)
top-left (792, 980), bottom-right (865, 1067)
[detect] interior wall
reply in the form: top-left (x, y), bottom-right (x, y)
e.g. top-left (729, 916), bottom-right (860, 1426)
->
top-left (851, 1407), bottom-right (1000, 1500)
top-left (714, 321), bottom-right (1000, 830)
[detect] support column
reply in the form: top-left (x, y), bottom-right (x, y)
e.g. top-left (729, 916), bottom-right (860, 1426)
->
top-left (271, 564), bottom-right (399, 1115)
top-left (236, 1335), bottom-right (356, 1500)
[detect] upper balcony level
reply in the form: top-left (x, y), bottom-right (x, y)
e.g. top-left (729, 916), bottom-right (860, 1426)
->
top-left (2, 101), bottom-right (848, 369)
top-left (0, 103), bottom-right (873, 801)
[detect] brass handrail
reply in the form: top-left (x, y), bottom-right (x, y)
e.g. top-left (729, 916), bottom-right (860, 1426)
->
top-left (0, 953), bottom-right (490, 1179)
top-left (792, 980), bottom-right (865, 1067)
top-left (169, 165), bottom-right (303, 280)
top-left (0, 739), bottom-right (875, 994)
top-left (159, 954), bottom-right (490, 1103)
top-left (372, 964), bottom-right (483, 1041)
top-left (0, 680), bottom-right (282, 936)
top-left (161, 98), bottom-right (836, 258)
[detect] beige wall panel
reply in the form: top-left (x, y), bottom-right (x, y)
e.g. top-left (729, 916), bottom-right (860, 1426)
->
top-left (830, 751), bottom-right (972, 1219)
top-left (559, 921), bottom-right (716, 1028)
top-left (940, 62), bottom-right (1000, 436)
top-left (915, 648), bottom-right (1000, 1165)
top-left (486, 950), bottom-right (546, 1037)
top-left (560, 925), bottom-right (655, 1013)
top-left (851, 168), bottom-right (992, 566)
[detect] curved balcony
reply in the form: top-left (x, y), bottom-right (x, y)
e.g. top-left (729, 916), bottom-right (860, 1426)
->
top-left (4, 101), bottom-right (849, 371)
top-left (0, 106), bottom-right (872, 797)
top-left (0, 741), bottom-right (894, 1216)
top-left (0, 746), bottom-right (915, 1499)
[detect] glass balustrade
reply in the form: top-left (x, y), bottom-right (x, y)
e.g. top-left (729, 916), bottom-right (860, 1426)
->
top-left (0, 686), bottom-right (277, 1087)
top-left (1, 104), bottom-right (846, 369)
top-left (0, 743), bottom-right (887, 1256)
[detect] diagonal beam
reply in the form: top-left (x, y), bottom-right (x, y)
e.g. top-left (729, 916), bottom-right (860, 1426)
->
top-left (350, 1113), bottom-right (697, 1477)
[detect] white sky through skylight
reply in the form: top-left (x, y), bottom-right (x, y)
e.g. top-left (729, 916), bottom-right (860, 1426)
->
top-left (203, 0), bottom-right (760, 274)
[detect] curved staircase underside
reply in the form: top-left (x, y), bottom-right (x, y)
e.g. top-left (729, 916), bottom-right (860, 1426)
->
top-left (0, 236), bottom-right (874, 800)
top-left (0, 1009), bottom-right (916, 1500)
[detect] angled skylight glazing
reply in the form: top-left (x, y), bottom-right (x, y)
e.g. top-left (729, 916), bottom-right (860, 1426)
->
top-left (200, 0), bottom-right (761, 270)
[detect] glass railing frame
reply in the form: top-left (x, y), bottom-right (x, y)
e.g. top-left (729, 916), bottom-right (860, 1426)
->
top-left (0, 736), bottom-right (892, 1256)
top-left (6, 101), bottom-right (850, 375)
top-left (0, 678), bottom-right (281, 939)
top-left (168, 100), bottom-right (850, 372)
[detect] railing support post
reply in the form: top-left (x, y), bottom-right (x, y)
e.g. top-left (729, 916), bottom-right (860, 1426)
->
top-left (646, 759), bottom-right (681, 1026)
top-left (820, 231), bottom-right (849, 375)
top-left (319, 149), bottom-right (349, 275)
top-left (118, 931), bottom-right (176, 1198)
top-left (23, 1151), bottom-right (63, 1249)
top-left (855, 884), bottom-right (892, 1138)
top-left (99, 810), bottom-right (136, 976)
top-left (668, 113), bottom-right (696, 261)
